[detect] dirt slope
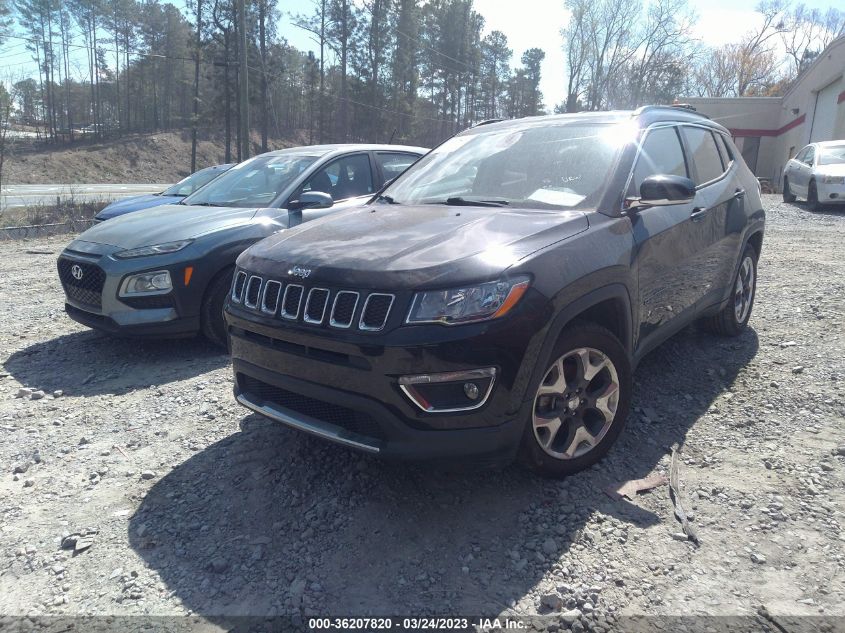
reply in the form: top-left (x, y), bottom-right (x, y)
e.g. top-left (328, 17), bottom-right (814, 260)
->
top-left (2, 131), bottom-right (297, 185)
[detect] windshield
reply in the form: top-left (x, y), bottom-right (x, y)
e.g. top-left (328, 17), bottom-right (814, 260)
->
top-left (184, 154), bottom-right (319, 208)
top-left (161, 166), bottom-right (228, 197)
top-left (818, 146), bottom-right (845, 166)
top-left (382, 123), bottom-right (622, 209)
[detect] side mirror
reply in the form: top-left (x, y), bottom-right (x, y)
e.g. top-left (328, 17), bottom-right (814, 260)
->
top-left (628, 175), bottom-right (695, 211)
top-left (288, 191), bottom-right (333, 211)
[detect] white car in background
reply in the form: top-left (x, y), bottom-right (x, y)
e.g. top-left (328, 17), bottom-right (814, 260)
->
top-left (782, 141), bottom-right (845, 211)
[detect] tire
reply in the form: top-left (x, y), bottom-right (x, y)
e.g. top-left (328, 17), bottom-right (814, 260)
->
top-left (807, 180), bottom-right (821, 212)
top-left (700, 244), bottom-right (757, 337)
top-left (200, 266), bottom-right (235, 348)
top-left (782, 177), bottom-right (796, 203)
top-left (519, 323), bottom-right (631, 478)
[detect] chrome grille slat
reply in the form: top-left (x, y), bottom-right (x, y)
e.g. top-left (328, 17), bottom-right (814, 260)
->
top-left (281, 284), bottom-right (304, 320)
top-left (304, 288), bottom-right (330, 324)
top-left (329, 291), bottom-right (359, 328)
top-left (231, 271), bottom-right (248, 303)
top-left (244, 276), bottom-right (263, 309)
top-left (359, 293), bottom-right (395, 332)
top-left (261, 280), bottom-right (283, 314)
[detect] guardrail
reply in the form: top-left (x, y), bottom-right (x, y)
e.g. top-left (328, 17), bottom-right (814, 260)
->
top-left (0, 219), bottom-right (95, 240)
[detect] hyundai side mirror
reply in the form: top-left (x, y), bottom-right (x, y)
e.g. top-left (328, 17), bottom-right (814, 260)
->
top-left (288, 191), bottom-right (334, 210)
top-left (626, 175), bottom-right (696, 211)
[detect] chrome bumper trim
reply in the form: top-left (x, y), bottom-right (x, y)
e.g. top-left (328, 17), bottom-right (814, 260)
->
top-left (235, 392), bottom-right (381, 454)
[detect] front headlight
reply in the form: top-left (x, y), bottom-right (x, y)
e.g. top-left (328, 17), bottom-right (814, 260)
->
top-left (113, 240), bottom-right (193, 259)
top-left (407, 276), bottom-right (531, 325)
top-left (821, 175), bottom-right (845, 184)
top-left (119, 270), bottom-right (172, 296)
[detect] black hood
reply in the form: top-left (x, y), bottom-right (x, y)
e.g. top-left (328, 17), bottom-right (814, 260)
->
top-left (238, 204), bottom-right (589, 289)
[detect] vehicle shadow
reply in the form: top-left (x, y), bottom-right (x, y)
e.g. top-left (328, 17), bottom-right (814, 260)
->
top-left (129, 324), bottom-right (759, 619)
top-left (2, 330), bottom-right (228, 396)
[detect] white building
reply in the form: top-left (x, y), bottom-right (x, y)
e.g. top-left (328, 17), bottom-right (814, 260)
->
top-left (683, 35), bottom-right (845, 190)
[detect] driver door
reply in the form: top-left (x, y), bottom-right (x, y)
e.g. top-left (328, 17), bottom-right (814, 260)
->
top-left (630, 125), bottom-right (703, 352)
top-left (292, 153), bottom-right (376, 223)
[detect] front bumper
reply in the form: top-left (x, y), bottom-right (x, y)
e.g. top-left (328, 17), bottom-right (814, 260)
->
top-left (226, 302), bottom-right (545, 465)
top-left (57, 244), bottom-right (203, 338)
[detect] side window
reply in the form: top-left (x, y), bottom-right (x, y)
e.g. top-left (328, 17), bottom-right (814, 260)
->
top-left (376, 152), bottom-right (419, 182)
top-left (683, 126), bottom-right (725, 185)
top-left (795, 147), bottom-right (809, 163)
top-left (632, 126), bottom-right (688, 191)
top-left (300, 154), bottom-right (374, 201)
top-left (716, 134), bottom-right (734, 165)
top-left (804, 146), bottom-right (815, 165)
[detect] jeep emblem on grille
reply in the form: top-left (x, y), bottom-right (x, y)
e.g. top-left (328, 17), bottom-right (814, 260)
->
top-left (289, 266), bottom-right (311, 279)
top-left (70, 264), bottom-right (84, 280)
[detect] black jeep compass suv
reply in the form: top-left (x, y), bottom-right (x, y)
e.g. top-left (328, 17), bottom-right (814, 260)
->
top-left (224, 106), bottom-right (765, 477)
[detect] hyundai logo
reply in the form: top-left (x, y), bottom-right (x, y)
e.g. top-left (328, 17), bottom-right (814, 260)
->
top-left (289, 266), bottom-right (311, 279)
top-left (70, 264), bottom-right (84, 280)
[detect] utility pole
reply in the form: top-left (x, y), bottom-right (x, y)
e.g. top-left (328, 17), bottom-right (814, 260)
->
top-left (190, 0), bottom-right (203, 173)
top-left (237, 0), bottom-right (249, 161)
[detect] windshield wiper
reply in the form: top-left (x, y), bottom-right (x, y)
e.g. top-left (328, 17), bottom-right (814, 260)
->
top-left (376, 194), bottom-right (399, 204)
top-left (429, 196), bottom-right (510, 208)
top-left (189, 202), bottom-right (223, 207)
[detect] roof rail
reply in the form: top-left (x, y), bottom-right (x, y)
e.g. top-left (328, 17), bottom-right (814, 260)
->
top-left (635, 104), bottom-right (710, 120)
top-left (473, 118), bottom-right (505, 128)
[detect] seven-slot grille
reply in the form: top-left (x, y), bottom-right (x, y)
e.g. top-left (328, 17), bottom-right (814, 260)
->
top-left (231, 271), bottom-right (394, 332)
top-left (57, 258), bottom-right (107, 309)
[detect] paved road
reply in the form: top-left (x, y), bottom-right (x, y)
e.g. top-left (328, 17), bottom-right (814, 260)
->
top-left (1, 183), bottom-right (172, 209)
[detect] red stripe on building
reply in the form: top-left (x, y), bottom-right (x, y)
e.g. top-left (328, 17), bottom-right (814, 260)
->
top-left (729, 114), bottom-right (806, 138)
top-left (838, 90), bottom-right (845, 104)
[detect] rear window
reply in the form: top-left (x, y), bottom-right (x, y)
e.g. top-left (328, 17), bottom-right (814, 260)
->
top-left (684, 127), bottom-right (725, 185)
top-left (376, 152), bottom-right (419, 181)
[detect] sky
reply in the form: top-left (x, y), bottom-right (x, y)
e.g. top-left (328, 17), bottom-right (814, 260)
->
top-left (1, 0), bottom-right (843, 109)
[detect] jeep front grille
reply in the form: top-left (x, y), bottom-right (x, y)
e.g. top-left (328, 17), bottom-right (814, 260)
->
top-left (231, 272), bottom-right (394, 332)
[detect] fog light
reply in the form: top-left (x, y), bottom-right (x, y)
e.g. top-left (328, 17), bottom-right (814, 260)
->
top-left (399, 368), bottom-right (496, 413)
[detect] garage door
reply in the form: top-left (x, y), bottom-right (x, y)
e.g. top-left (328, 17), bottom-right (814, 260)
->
top-left (810, 77), bottom-right (842, 142)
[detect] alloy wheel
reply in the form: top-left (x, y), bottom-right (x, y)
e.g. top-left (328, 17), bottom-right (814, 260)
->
top-left (733, 256), bottom-right (754, 324)
top-left (532, 347), bottom-right (620, 460)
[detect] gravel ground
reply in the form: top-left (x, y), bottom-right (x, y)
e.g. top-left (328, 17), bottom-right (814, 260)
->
top-left (0, 195), bottom-right (843, 631)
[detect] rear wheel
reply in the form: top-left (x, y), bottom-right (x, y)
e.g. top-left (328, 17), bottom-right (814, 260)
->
top-left (519, 323), bottom-right (631, 478)
top-left (701, 244), bottom-right (757, 337)
top-left (807, 180), bottom-right (821, 212)
top-left (782, 177), bottom-right (796, 203)
top-left (201, 266), bottom-right (235, 348)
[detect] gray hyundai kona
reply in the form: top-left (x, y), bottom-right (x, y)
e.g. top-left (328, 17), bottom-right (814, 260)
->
top-left (57, 144), bottom-right (426, 346)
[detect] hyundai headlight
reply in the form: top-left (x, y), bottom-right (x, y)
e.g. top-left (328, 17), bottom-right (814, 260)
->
top-left (821, 175), bottom-right (844, 184)
top-left (113, 240), bottom-right (193, 259)
top-left (406, 276), bottom-right (531, 325)
top-left (120, 270), bottom-right (172, 296)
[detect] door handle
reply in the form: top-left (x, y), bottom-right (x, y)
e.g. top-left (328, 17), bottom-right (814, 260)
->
top-left (734, 188), bottom-right (746, 199)
top-left (690, 207), bottom-right (709, 221)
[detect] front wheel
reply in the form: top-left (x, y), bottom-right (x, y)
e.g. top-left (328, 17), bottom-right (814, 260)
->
top-left (807, 180), bottom-right (821, 212)
top-left (700, 244), bottom-right (757, 337)
top-left (201, 266), bottom-right (235, 348)
top-left (519, 323), bottom-right (631, 478)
